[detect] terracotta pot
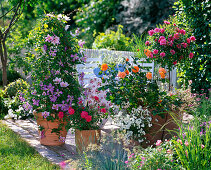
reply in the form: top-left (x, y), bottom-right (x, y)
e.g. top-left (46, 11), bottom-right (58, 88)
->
top-left (34, 111), bottom-right (68, 146)
top-left (143, 110), bottom-right (181, 147)
top-left (75, 129), bottom-right (101, 153)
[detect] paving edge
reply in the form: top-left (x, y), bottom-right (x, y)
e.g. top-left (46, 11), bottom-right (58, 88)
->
top-left (1, 120), bottom-right (66, 165)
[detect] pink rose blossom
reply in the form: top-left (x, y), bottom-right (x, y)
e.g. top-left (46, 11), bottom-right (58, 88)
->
top-left (101, 108), bottom-right (106, 113)
top-left (160, 28), bottom-right (165, 33)
top-left (59, 161), bottom-right (66, 169)
top-left (190, 36), bottom-right (196, 41)
top-left (81, 111), bottom-right (88, 118)
top-left (170, 49), bottom-right (175, 55)
top-left (160, 39), bottom-right (167, 45)
top-left (68, 107), bottom-right (75, 115)
top-left (177, 44), bottom-right (181, 49)
top-left (156, 140), bottom-right (162, 146)
top-left (145, 41), bottom-right (150, 46)
top-left (153, 49), bottom-right (159, 54)
top-left (173, 23), bottom-right (176, 26)
top-left (189, 52), bottom-right (194, 58)
top-left (141, 157), bottom-right (146, 160)
top-left (148, 29), bottom-right (155, 36)
top-left (164, 21), bottom-right (170, 24)
top-left (182, 42), bottom-right (187, 48)
top-left (125, 161), bottom-right (129, 164)
top-left (58, 112), bottom-right (64, 119)
top-left (154, 28), bottom-right (160, 33)
top-left (180, 29), bottom-right (186, 35)
top-left (85, 115), bottom-right (92, 122)
top-left (174, 33), bottom-right (180, 39)
top-left (187, 38), bottom-right (191, 44)
top-left (160, 52), bottom-right (166, 58)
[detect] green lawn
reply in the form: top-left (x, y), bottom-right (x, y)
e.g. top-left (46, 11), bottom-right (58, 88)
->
top-left (0, 121), bottom-right (60, 170)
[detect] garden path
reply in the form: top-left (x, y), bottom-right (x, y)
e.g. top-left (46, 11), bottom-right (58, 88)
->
top-left (2, 118), bottom-right (119, 166)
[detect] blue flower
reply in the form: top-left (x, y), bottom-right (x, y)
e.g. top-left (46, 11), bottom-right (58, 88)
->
top-left (118, 64), bottom-right (125, 72)
top-left (93, 67), bottom-right (104, 78)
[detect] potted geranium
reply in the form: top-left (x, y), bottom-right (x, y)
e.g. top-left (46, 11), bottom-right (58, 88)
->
top-left (145, 16), bottom-right (196, 90)
top-left (21, 14), bottom-right (85, 145)
top-left (97, 58), bottom-right (182, 146)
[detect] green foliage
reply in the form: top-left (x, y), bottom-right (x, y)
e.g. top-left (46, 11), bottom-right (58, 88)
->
top-left (0, 93), bottom-right (8, 119)
top-left (174, 0), bottom-right (211, 94)
top-left (130, 34), bottom-right (147, 56)
top-left (74, 0), bottom-right (122, 48)
top-left (0, 123), bottom-right (60, 169)
top-left (4, 79), bottom-right (29, 98)
top-left (172, 118), bottom-right (211, 169)
top-left (92, 25), bottom-right (132, 51)
top-left (0, 69), bottom-right (22, 86)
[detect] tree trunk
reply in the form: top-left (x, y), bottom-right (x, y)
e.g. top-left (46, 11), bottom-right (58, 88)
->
top-left (2, 62), bottom-right (7, 87)
top-left (0, 38), bottom-right (8, 87)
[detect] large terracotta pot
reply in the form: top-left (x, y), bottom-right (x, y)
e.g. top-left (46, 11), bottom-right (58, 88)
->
top-left (34, 111), bottom-right (68, 146)
top-left (143, 110), bottom-right (181, 147)
top-left (75, 129), bottom-right (101, 153)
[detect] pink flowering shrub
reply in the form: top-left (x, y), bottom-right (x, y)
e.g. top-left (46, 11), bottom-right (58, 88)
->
top-left (145, 16), bottom-right (196, 70)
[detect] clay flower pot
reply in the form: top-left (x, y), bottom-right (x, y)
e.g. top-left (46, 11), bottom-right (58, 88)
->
top-left (75, 129), bottom-right (101, 153)
top-left (34, 111), bottom-right (68, 146)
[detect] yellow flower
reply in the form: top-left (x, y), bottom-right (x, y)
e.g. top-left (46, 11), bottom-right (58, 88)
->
top-left (44, 24), bottom-right (48, 29)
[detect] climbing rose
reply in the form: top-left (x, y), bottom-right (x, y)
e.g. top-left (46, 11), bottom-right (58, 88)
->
top-left (189, 52), bottom-right (194, 58)
top-left (170, 49), bottom-right (175, 55)
top-left (94, 96), bottom-right (99, 101)
top-left (101, 108), bottom-right (106, 113)
top-left (153, 49), bottom-right (158, 54)
top-left (160, 52), bottom-right (166, 58)
top-left (190, 36), bottom-right (196, 41)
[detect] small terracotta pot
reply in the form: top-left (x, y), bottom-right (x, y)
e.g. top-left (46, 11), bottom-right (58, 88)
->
top-left (75, 129), bottom-right (101, 153)
top-left (34, 111), bottom-right (68, 146)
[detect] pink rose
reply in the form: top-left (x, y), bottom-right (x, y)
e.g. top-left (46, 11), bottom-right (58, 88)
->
top-left (85, 115), bottom-right (92, 122)
top-left (68, 107), bottom-right (75, 115)
top-left (160, 39), bottom-right (166, 45)
top-left (173, 23), bottom-right (176, 26)
top-left (153, 49), bottom-right (159, 54)
top-left (156, 140), bottom-right (162, 146)
top-left (164, 21), bottom-right (170, 24)
top-left (174, 33), bottom-right (180, 39)
top-left (201, 144), bottom-right (205, 149)
top-left (94, 96), bottom-right (99, 101)
top-left (154, 28), bottom-right (160, 33)
top-left (170, 49), bottom-right (175, 55)
top-left (101, 108), bottom-right (106, 113)
top-left (148, 29), bottom-right (154, 36)
top-left (177, 44), bottom-right (181, 49)
top-left (189, 52), bottom-right (194, 58)
top-left (160, 52), bottom-right (166, 58)
top-left (180, 29), bottom-right (186, 35)
top-left (190, 36), bottom-right (196, 41)
top-left (182, 42), bottom-right (187, 48)
top-left (125, 161), bottom-right (129, 164)
top-left (145, 41), bottom-right (150, 46)
top-left (81, 111), bottom-right (88, 118)
top-left (160, 28), bottom-right (165, 33)
top-left (173, 61), bottom-right (177, 65)
top-left (58, 112), bottom-right (64, 119)
top-left (187, 38), bottom-right (191, 44)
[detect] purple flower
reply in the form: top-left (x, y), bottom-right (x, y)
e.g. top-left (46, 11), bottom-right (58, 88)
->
top-left (32, 99), bottom-right (40, 106)
top-left (42, 111), bottom-right (50, 118)
top-left (59, 101), bottom-right (69, 111)
top-left (59, 136), bottom-right (66, 143)
top-left (45, 34), bottom-right (53, 42)
top-left (47, 83), bottom-right (54, 93)
top-left (55, 70), bottom-right (60, 75)
top-left (78, 40), bottom-right (85, 48)
top-left (52, 104), bottom-right (59, 110)
top-left (31, 91), bottom-right (37, 95)
top-left (50, 95), bottom-right (57, 102)
top-left (39, 81), bottom-right (43, 87)
top-left (60, 82), bottom-right (69, 87)
top-left (59, 60), bottom-right (64, 67)
top-left (43, 44), bottom-right (47, 51)
top-left (51, 36), bottom-right (60, 45)
top-left (42, 92), bottom-right (46, 96)
top-left (19, 96), bottom-right (25, 102)
top-left (55, 89), bottom-right (63, 97)
top-left (23, 102), bottom-right (32, 111)
top-left (67, 95), bottom-right (74, 103)
top-left (53, 77), bottom-right (62, 84)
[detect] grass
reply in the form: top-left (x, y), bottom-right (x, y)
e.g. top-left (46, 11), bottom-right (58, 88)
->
top-left (0, 121), bottom-right (60, 170)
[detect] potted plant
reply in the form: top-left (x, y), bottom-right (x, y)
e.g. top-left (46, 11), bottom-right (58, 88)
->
top-left (21, 14), bottom-right (85, 145)
top-left (97, 59), bottom-right (182, 146)
top-left (145, 16), bottom-right (196, 90)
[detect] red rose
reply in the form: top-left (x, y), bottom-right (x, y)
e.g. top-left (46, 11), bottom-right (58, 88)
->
top-left (68, 107), bottom-right (75, 115)
top-left (81, 111), bottom-right (88, 118)
top-left (101, 108), bottom-right (106, 113)
top-left (173, 61), bottom-right (177, 65)
top-left (58, 112), bottom-right (64, 119)
top-left (94, 96), bottom-right (99, 101)
top-left (85, 115), bottom-right (92, 122)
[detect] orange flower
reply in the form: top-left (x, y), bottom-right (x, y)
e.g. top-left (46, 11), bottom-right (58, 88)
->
top-left (146, 72), bottom-right (152, 80)
top-left (101, 63), bottom-right (108, 71)
top-left (125, 70), bottom-right (129, 75)
top-left (126, 58), bottom-right (129, 62)
top-left (132, 66), bottom-right (139, 73)
top-left (144, 49), bottom-right (151, 57)
top-left (160, 72), bottom-right (165, 79)
top-left (159, 68), bottom-right (166, 74)
top-left (158, 100), bottom-right (162, 103)
top-left (118, 72), bottom-right (126, 79)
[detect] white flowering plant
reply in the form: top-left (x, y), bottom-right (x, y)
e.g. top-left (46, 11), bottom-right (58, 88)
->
top-left (115, 104), bottom-right (152, 143)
